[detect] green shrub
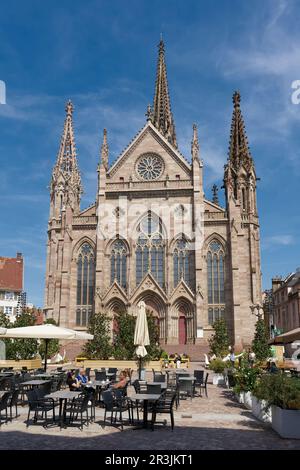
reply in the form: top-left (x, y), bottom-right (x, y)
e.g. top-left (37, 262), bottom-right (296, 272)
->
top-left (233, 365), bottom-right (262, 394)
top-left (208, 319), bottom-right (230, 357)
top-left (253, 373), bottom-right (300, 410)
top-left (160, 350), bottom-right (168, 360)
top-left (209, 358), bottom-right (227, 373)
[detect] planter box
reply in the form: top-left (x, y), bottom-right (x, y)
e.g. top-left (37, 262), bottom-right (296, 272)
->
top-left (271, 405), bottom-right (300, 439)
top-left (212, 373), bottom-right (225, 385)
top-left (244, 391), bottom-right (252, 410)
top-left (236, 392), bottom-right (245, 404)
top-left (252, 396), bottom-right (271, 423)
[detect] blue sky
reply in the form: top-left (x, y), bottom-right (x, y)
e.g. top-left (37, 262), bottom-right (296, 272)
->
top-left (0, 0), bottom-right (300, 306)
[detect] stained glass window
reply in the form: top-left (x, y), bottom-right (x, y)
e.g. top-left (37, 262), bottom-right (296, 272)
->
top-left (76, 243), bottom-right (95, 326)
top-left (137, 154), bottom-right (164, 180)
top-left (136, 212), bottom-right (165, 287)
top-left (207, 240), bottom-right (225, 324)
top-left (173, 238), bottom-right (195, 290)
top-left (110, 239), bottom-right (127, 289)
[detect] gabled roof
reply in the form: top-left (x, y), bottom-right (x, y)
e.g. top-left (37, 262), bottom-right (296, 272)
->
top-left (108, 121), bottom-right (191, 177)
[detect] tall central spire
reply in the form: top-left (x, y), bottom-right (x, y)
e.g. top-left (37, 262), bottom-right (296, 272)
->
top-left (228, 91), bottom-right (252, 171)
top-left (152, 39), bottom-right (177, 148)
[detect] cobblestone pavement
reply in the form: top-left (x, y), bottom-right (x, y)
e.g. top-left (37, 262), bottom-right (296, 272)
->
top-left (0, 366), bottom-right (299, 450)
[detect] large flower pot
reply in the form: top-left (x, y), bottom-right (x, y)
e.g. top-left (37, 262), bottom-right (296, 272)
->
top-left (212, 373), bottom-right (225, 385)
top-left (252, 396), bottom-right (271, 423)
top-left (244, 391), bottom-right (252, 410)
top-left (271, 405), bottom-right (300, 439)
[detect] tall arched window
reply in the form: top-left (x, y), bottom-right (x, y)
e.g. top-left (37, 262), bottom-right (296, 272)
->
top-left (76, 243), bottom-right (95, 327)
top-left (136, 212), bottom-right (165, 287)
top-left (207, 240), bottom-right (225, 325)
top-left (110, 239), bottom-right (127, 289)
top-left (173, 238), bottom-right (195, 290)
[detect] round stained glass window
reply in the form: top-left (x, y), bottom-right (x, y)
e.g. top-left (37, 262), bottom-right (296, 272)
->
top-left (136, 154), bottom-right (164, 180)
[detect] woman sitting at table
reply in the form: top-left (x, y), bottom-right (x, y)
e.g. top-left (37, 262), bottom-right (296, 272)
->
top-left (111, 370), bottom-right (128, 389)
top-left (66, 370), bottom-right (81, 391)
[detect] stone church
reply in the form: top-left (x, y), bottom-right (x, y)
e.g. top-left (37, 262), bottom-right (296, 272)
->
top-left (44, 40), bottom-right (262, 354)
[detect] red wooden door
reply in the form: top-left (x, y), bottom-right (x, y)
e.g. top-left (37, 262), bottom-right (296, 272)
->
top-left (179, 315), bottom-right (187, 345)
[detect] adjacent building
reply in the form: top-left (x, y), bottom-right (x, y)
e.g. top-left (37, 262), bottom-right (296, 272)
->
top-left (44, 40), bottom-right (262, 351)
top-left (271, 270), bottom-right (300, 334)
top-left (0, 252), bottom-right (24, 321)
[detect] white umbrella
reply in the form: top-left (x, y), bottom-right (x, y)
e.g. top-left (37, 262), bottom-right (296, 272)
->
top-left (0, 324), bottom-right (93, 371)
top-left (134, 301), bottom-right (150, 379)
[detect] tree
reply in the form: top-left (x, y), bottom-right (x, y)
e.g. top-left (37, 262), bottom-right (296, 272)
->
top-left (38, 318), bottom-right (60, 360)
top-left (114, 311), bottom-right (136, 360)
top-left (208, 318), bottom-right (230, 357)
top-left (2, 310), bottom-right (38, 360)
top-left (82, 312), bottom-right (112, 359)
top-left (252, 316), bottom-right (271, 362)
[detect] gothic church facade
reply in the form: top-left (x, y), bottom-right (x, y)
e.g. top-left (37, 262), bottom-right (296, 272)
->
top-left (44, 41), bottom-right (262, 350)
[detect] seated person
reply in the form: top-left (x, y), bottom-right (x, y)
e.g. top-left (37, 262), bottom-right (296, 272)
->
top-left (111, 370), bottom-right (128, 389)
top-left (269, 361), bottom-right (279, 374)
top-left (76, 368), bottom-right (88, 384)
top-left (66, 370), bottom-right (81, 391)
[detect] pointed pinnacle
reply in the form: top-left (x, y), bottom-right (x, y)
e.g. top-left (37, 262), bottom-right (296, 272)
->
top-left (191, 123), bottom-right (199, 160)
top-left (233, 91), bottom-right (241, 108)
top-left (101, 128), bottom-right (109, 170)
top-left (65, 99), bottom-right (74, 116)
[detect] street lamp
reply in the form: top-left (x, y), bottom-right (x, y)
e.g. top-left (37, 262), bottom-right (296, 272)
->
top-left (250, 304), bottom-right (263, 318)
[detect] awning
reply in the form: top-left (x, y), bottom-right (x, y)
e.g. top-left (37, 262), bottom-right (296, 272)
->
top-left (270, 327), bottom-right (300, 344)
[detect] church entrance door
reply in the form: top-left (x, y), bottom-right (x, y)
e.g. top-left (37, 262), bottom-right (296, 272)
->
top-left (179, 315), bottom-right (187, 345)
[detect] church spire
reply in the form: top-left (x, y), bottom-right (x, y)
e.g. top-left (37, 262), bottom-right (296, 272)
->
top-left (100, 128), bottom-right (109, 170)
top-left (152, 39), bottom-right (177, 148)
top-left (191, 123), bottom-right (199, 160)
top-left (228, 91), bottom-right (253, 171)
top-left (55, 100), bottom-right (78, 174)
top-left (50, 100), bottom-right (82, 216)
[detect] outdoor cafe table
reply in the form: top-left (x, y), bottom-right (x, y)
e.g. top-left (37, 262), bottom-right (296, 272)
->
top-left (177, 376), bottom-right (195, 381)
top-left (130, 393), bottom-right (161, 428)
top-left (20, 380), bottom-right (52, 389)
top-left (83, 380), bottom-right (110, 402)
top-left (44, 390), bottom-right (81, 428)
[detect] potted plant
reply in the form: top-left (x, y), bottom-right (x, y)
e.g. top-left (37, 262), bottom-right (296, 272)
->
top-left (252, 373), bottom-right (300, 437)
top-left (209, 358), bottom-right (227, 385)
top-left (233, 365), bottom-right (261, 409)
top-left (252, 374), bottom-right (273, 423)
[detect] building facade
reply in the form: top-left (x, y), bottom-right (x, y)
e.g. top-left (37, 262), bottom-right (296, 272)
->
top-left (44, 41), bottom-right (262, 349)
top-left (0, 252), bottom-right (24, 322)
top-left (271, 270), bottom-right (300, 335)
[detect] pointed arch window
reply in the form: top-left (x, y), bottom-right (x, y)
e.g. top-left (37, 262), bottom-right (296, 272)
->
top-left (76, 243), bottom-right (95, 327)
top-left (110, 239), bottom-right (127, 289)
top-left (207, 240), bottom-right (225, 325)
top-left (173, 238), bottom-right (195, 290)
top-left (136, 212), bottom-right (165, 287)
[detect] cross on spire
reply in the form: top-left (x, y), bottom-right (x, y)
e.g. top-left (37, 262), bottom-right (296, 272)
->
top-left (152, 39), bottom-right (177, 148)
top-left (228, 91), bottom-right (252, 171)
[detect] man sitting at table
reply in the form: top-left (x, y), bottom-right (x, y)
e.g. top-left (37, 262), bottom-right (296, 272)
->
top-left (76, 368), bottom-right (88, 385)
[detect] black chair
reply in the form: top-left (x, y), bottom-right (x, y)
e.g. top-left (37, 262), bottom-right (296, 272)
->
top-left (151, 392), bottom-right (177, 431)
top-left (194, 370), bottom-right (204, 395)
top-left (26, 390), bottom-right (56, 427)
top-left (132, 379), bottom-right (141, 394)
top-left (108, 368), bottom-right (118, 374)
top-left (146, 384), bottom-right (162, 395)
top-left (85, 368), bottom-right (91, 380)
top-left (0, 392), bottom-right (11, 426)
top-left (199, 373), bottom-right (209, 397)
top-left (56, 367), bottom-right (63, 372)
top-left (165, 383), bottom-right (179, 409)
top-left (102, 389), bottom-right (131, 430)
top-left (8, 389), bottom-right (19, 420)
top-left (65, 393), bottom-right (90, 430)
top-left (178, 379), bottom-right (194, 400)
top-left (83, 387), bottom-right (96, 422)
top-left (153, 373), bottom-right (166, 383)
top-left (95, 371), bottom-right (107, 381)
